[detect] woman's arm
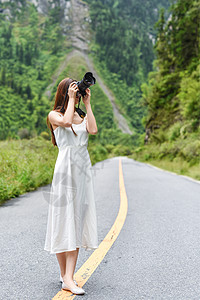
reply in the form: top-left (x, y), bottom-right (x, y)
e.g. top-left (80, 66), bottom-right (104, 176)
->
top-left (83, 88), bottom-right (98, 135)
top-left (48, 99), bottom-right (75, 128)
top-left (49, 82), bottom-right (77, 128)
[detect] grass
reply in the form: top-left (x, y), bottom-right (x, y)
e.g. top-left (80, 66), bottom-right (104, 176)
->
top-left (0, 137), bottom-right (57, 205)
top-left (130, 141), bottom-right (200, 182)
top-left (135, 158), bottom-right (200, 182)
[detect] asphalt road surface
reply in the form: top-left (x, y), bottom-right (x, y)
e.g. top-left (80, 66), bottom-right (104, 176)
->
top-left (0, 157), bottom-right (200, 300)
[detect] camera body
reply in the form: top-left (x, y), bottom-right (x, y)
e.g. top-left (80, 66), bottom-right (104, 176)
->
top-left (60, 72), bottom-right (96, 116)
top-left (76, 72), bottom-right (96, 97)
top-left (75, 72), bottom-right (96, 118)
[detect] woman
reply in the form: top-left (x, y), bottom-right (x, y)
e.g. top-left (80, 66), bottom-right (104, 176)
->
top-left (44, 78), bottom-right (99, 295)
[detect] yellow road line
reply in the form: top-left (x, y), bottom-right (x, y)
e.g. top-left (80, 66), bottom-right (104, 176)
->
top-left (52, 158), bottom-right (128, 299)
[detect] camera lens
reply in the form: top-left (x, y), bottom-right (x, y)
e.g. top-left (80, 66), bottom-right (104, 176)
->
top-left (76, 72), bottom-right (96, 97)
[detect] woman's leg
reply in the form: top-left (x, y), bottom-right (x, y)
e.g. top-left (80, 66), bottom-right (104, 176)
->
top-left (56, 252), bottom-right (66, 278)
top-left (63, 248), bottom-right (80, 288)
top-left (65, 248), bottom-right (79, 278)
top-left (56, 248), bottom-right (80, 288)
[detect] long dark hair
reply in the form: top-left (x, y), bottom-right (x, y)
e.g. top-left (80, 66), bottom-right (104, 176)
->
top-left (47, 78), bottom-right (78, 146)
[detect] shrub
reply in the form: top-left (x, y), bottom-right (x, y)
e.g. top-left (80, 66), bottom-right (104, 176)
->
top-left (105, 144), bottom-right (115, 153)
top-left (180, 123), bottom-right (194, 139)
top-left (40, 131), bottom-right (50, 140)
top-left (113, 145), bottom-right (133, 156)
top-left (90, 144), bottom-right (108, 163)
top-left (144, 153), bottom-right (151, 160)
top-left (168, 122), bottom-right (182, 141)
top-left (18, 128), bottom-right (31, 139)
top-left (181, 140), bottom-right (200, 162)
top-left (151, 130), bottom-right (167, 144)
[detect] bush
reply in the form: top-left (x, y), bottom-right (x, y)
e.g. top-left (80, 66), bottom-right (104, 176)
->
top-left (134, 146), bottom-right (144, 153)
top-left (151, 130), bottom-right (167, 144)
top-left (113, 145), bottom-right (133, 156)
top-left (180, 123), bottom-right (193, 139)
top-left (144, 153), bottom-right (151, 160)
top-left (178, 66), bottom-right (200, 124)
top-left (90, 144), bottom-right (108, 163)
top-left (180, 140), bottom-right (200, 162)
top-left (18, 128), bottom-right (31, 139)
top-left (40, 131), bottom-right (50, 140)
top-left (168, 122), bottom-right (182, 141)
top-left (105, 144), bottom-right (115, 153)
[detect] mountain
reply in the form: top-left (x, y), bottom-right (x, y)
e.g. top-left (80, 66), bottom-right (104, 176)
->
top-left (85, 0), bottom-right (171, 135)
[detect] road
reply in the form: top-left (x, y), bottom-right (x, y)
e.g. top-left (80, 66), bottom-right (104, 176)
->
top-left (0, 157), bottom-right (200, 300)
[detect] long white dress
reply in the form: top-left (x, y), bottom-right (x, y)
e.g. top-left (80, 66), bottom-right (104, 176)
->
top-left (44, 114), bottom-right (98, 254)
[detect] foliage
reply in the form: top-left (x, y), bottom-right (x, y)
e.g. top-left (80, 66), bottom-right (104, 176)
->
top-left (178, 66), bottom-right (200, 129)
top-left (128, 0), bottom-right (200, 181)
top-left (88, 53), bottom-right (147, 136)
top-left (141, 0), bottom-right (200, 144)
top-left (131, 130), bottom-right (200, 172)
top-left (85, 0), bottom-right (171, 137)
top-left (0, 137), bottom-right (57, 204)
top-left (0, 0), bottom-right (70, 140)
top-left (86, 0), bottom-right (171, 86)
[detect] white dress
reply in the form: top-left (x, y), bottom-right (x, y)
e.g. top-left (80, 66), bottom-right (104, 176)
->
top-left (44, 114), bottom-right (98, 254)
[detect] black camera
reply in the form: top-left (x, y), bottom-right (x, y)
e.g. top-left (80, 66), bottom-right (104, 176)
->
top-left (60, 72), bottom-right (96, 117)
top-left (74, 72), bottom-right (96, 118)
top-left (76, 72), bottom-right (96, 97)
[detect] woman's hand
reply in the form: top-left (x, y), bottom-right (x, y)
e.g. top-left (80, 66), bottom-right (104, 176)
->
top-left (68, 82), bottom-right (78, 100)
top-left (82, 88), bottom-right (91, 107)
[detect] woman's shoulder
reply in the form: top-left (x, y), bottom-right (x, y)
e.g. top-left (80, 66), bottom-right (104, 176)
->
top-left (49, 110), bottom-right (63, 119)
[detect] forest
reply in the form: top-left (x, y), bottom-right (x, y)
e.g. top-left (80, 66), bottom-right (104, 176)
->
top-left (0, 0), bottom-right (69, 140)
top-left (134, 0), bottom-right (200, 169)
